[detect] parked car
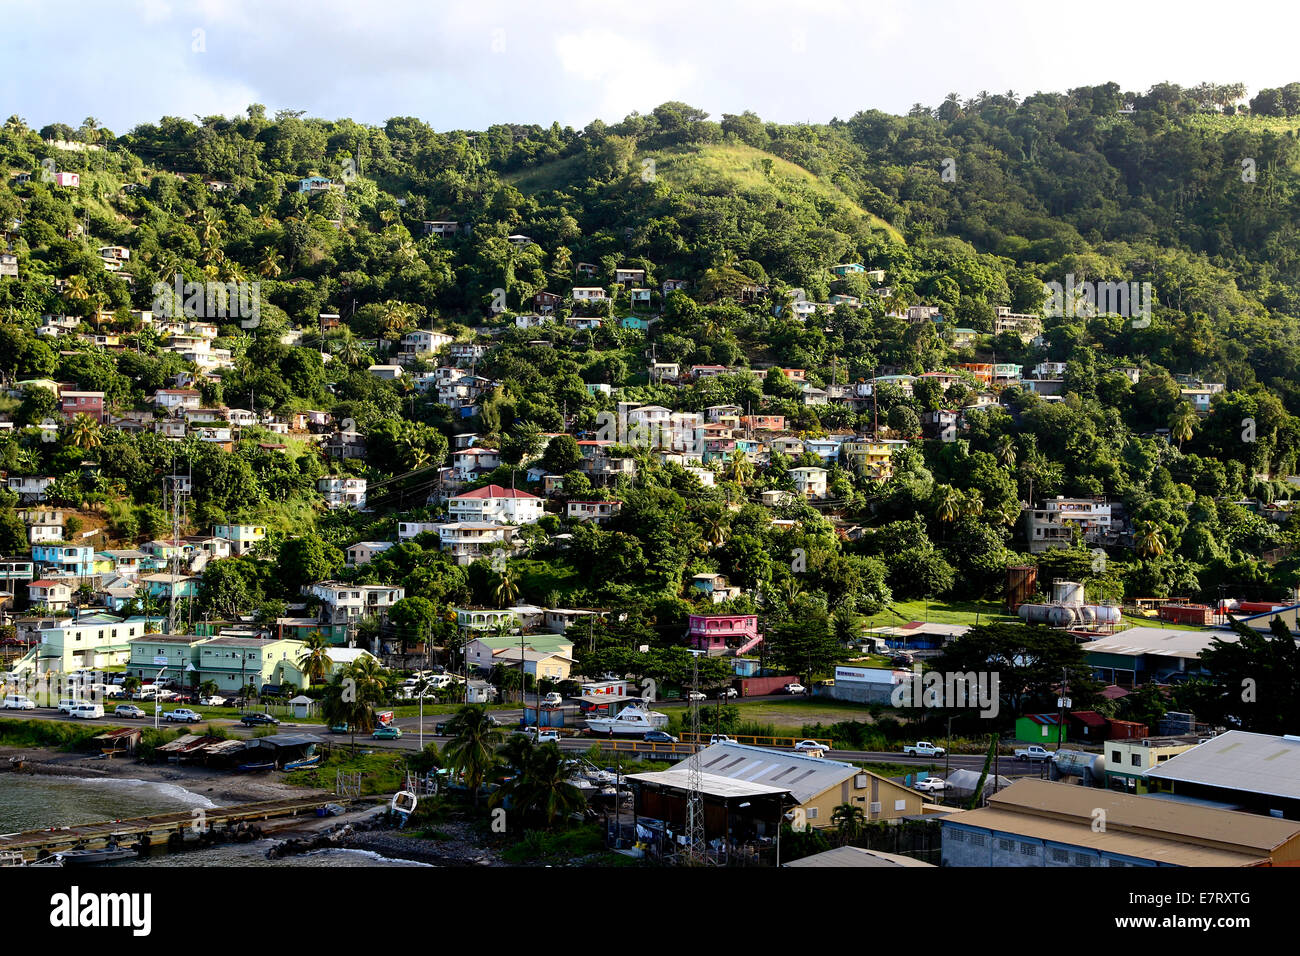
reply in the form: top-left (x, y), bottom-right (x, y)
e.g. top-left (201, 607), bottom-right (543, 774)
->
top-left (1015, 745), bottom-right (1053, 762)
top-left (890, 654), bottom-right (914, 667)
top-left (199, 695), bottom-right (227, 707)
top-left (535, 729), bottom-right (559, 744)
top-left (794, 739), bottom-right (830, 753)
top-left (169, 692), bottom-right (196, 704)
top-left (154, 688), bottom-right (178, 702)
top-left (715, 687), bottom-right (738, 698)
top-left (240, 713), bottom-right (279, 727)
top-left (709, 734), bottom-right (735, 744)
top-left (914, 777), bottom-right (949, 793)
top-left (70, 703), bottom-right (104, 719)
top-left (902, 741), bottom-right (945, 757)
top-left (542, 692), bottom-right (564, 706)
top-left (57, 698), bottom-right (79, 714)
top-left (330, 723), bottom-right (354, 734)
top-left (372, 725), bottom-right (403, 739)
top-left (686, 691), bottom-right (707, 701)
top-left (114, 704), bottom-right (146, 719)
top-left (164, 708), bottom-right (202, 723)
top-left (783, 683), bottom-right (806, 695)
top-left (2, 695), bottom-right (36, 710)
top-left (644, 730), bottom-right (678, 743)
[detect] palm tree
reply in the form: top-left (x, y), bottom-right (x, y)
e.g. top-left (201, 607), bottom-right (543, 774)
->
top-left (296, 631), bottom-right (331, 687)
top-left (494, 742), bottom-right (585, 829)
top-left (1169, 403), bottom-right (1197, 451)
top-left (934, 484), bottom-right (962, 523)
top-left (332, 330), bottom-right (366, 368)
top-left (994, 434), bottom-right (1017, 469)
top-left (257, 246), bottom-right (282, 279)
top-left (443, 704), bottom-right (504, 808)
top-left (698, 506), bottom-right (728, 549)
top-left (962, 489), bottom-right (985, 519)
top-left (831, 802), bottom-right (866, 845)
top-left (1134, 520), bottom-right (1167, 558)
top-left (63, 274), bottom-right (90, 311)
top-left (494, 565), bottom-right (519, 609)
top-left (727, 451), bottom-right (754, 486)
top-left (321, 673), bottom-right (376, 749)
top-left (198, 680), bottom-right (219, 700)
top-left (68, 413), bottom-right (102, 451)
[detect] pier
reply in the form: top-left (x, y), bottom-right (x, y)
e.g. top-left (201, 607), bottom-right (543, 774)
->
top-left (0, 795), bottom-right (348, 861)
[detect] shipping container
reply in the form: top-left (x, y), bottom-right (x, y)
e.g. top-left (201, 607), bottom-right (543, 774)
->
top-left (738, 675), bottom-right (800, 697)
top-left (1158, 603), bottom-right (1213, 626)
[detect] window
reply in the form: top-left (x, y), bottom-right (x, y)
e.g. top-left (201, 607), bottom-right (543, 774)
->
top-left (948, 830), bottom-right (964, 843)
top-left (1051, 849), bottom-right (1069, 863)
top-left (1073, 852), bottom-right (1092, 866)
top-left (1019, 844), bottom-right (1037, 857)
top-left (1131, 754), bottom-right (1141, 766)
top-left (999, 838), bottom-right (1015, 851)
top-left (1111, 751), bottom-right (1121, 762)
top-left (805, 807), bottom-right (818, 820)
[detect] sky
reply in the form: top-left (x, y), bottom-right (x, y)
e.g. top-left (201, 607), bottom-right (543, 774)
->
top-left (4, 0), bottom-right (1300, 134)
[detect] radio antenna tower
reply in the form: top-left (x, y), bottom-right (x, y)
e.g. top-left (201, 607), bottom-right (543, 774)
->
top-left (685, 654), bottom-right (707, 864)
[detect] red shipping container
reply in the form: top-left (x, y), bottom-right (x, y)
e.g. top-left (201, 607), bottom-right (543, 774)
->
top-left (1106, 718), bottom-right (1148, 741)
top-left (738, 676), bottom-right (801, 697)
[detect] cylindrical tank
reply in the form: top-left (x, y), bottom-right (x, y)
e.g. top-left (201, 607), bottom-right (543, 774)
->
top-left (1052, 579), bottom-right (1085, 606)
top-left (1050, 749), bottom-right (1106, 785)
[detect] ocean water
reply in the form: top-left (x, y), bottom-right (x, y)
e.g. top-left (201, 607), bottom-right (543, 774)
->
top-left (0, 774), bottom-right (425, 867)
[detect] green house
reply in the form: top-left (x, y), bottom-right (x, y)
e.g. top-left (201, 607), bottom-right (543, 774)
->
top-left (1016, 713), bottom-right (1068, 746)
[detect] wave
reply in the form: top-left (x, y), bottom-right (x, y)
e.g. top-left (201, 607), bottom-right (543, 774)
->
top-left (40, 775), bottom-right (220, 809)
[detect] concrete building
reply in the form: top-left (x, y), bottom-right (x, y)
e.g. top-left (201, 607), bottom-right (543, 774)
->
top-left (1145, 731), bottom-right (1300, 819)
top-left (942, 778), bottom-right (1300, 867)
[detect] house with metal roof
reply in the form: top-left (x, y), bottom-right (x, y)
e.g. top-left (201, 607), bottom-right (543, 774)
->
top-left (663, 742), bottom-right (926, 828)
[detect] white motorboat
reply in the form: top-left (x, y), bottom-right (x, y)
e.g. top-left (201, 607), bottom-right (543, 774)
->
top-left (584, 703), bottom-right (669, 736)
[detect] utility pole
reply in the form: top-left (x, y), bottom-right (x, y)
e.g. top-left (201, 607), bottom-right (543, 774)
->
top-left (685, 654), bottom-right (706, 864)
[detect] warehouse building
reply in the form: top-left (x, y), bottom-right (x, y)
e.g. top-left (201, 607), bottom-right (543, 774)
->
top-left (942, 778), bottom-right (1300, 867)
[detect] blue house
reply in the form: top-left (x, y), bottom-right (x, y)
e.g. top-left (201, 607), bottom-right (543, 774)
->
top-left (32, 542), bottom-right (96, 576)
top-left (831, 263), bottom-right (866, 276)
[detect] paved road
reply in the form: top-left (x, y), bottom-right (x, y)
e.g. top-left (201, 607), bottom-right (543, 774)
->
top-left (0, 709), bottom-right (1048, 782)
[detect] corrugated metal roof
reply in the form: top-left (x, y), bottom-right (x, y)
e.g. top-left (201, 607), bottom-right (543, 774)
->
top-left (627, 769), bottom-right (792, 800)
top-left (946, 807), bottom-right (1268, 866)
top-left (981, 778), bottom-right (1300, 853)
top-left (1146, 731), bottom-right (1300, 801)
top-left (667, 743), bottom-right (860, 804)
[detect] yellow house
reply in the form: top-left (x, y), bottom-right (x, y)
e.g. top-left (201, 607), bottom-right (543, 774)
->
top-left (842, 440), bottom-right (908, 480)
top-left (1104, 735), bottom-right (1213, 793)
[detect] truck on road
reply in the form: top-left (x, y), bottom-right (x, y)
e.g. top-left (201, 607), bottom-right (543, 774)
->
top-left (1015, 745), bottom-right (1053, 762)
top-left (902, 741), bottom-right (946, 757)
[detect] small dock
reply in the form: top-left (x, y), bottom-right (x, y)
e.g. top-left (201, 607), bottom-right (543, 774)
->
top-left (0, 795), bottom-right (344, 861)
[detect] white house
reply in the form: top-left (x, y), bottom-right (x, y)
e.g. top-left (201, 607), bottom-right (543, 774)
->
top-left (448, 485), bottom-right (544, 525)
top-left (789, 466), bottom-right (829, 499)
top-left (319, 477), bottom-right (368, 510)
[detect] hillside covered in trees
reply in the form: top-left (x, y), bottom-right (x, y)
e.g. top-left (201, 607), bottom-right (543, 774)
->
top-left (3, 81), bottom-right (1300, 679)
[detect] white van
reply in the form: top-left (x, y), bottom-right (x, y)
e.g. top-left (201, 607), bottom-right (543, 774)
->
top-left (2, 695), bottom-right (36, 710)
top-left (70, 702), bottom-right (104, 719)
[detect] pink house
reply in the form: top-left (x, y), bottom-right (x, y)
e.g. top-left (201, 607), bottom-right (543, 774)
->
top-left (687, 613), bottom-right (763, 656)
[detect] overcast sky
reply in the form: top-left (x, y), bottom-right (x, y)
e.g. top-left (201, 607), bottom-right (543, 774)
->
top-left (4, 0), bottom-right (1299, 133)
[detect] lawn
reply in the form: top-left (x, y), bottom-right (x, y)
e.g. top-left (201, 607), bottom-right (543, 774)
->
top-left (868, 599), bottom-right (1016, 629)
top-left (659, 696), bottom-right (875, 729)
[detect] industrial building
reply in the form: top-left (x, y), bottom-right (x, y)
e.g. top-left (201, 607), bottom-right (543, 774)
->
top-left (942, 778), bottom-right (1300, 867)
top-left (1145, 731), bottom-right (1300, 819)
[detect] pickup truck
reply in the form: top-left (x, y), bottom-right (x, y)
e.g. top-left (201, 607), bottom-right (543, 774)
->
top-left (1015, 745), bottom-right (1053, 762)
top-left (902, 741), bottom-right (946, 757)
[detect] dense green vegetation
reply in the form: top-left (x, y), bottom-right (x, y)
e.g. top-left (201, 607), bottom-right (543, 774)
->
top-left (4, 83), bottom-right (1300, 691)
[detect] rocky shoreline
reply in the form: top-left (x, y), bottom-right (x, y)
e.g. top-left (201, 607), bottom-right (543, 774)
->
top-left (266, 812), bottom-right (505, 866)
